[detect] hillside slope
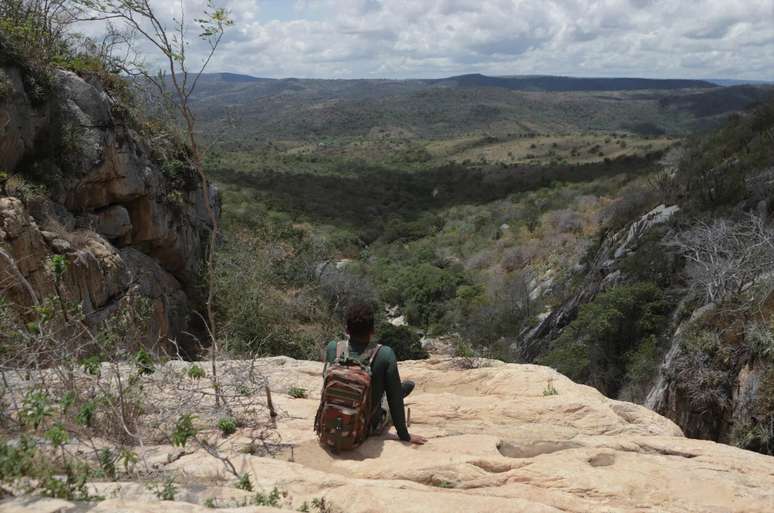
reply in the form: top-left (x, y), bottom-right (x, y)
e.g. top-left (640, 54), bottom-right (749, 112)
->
top-left (429, 73), bottom-right (716, 91)
top-left (525, 96), bottom-right (774, 453)
top-left (189, 73), bottom-right (772, 145)
top-left (4, 356), bottom-right (774, 513)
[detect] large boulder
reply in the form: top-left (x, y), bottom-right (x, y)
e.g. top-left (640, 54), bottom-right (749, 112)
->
top-left (0, 61), bottom-right (216, 351)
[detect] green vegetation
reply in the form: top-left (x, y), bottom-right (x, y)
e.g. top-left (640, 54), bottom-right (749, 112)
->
top-left (539, 282), bottom-right (670, 397)
top-left (153, 477), bottom-right (177, 501)
top-left (253, 487), bottom-right (282, 507)
top-left (213, 227), bottom-right (336, 360)
top-left (288, 386), bottom-right (308, 399)
top-left (171, 414), bottom-right (197, 447)
top-left (210, 149), bottom-right (665, 361)
top-left (236, 473), bottom-right (252, 491)
top-left (543, 380), bottom-right (559, 396)
top-left (377, 324), bottom-right (428, 361)
top-left (187, 364), bottom-right (206, 380)
top-left (672, 100), bottom-right (774, 213)
top-left (217, 417), bottom-right (238, 436)
top-left (298, 497), bottom-right (339, 513)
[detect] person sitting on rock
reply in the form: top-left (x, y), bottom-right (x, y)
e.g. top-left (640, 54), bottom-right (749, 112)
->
top-left (323, 302), bottom-right (427, 445)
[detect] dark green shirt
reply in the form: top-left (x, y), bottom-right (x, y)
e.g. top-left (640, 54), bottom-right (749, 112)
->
top-left (324, 340), bottom-right (411, 441)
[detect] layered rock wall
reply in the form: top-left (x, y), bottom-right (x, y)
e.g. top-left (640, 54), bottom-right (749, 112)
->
top-left (0, 62), bottom-right (215, 353)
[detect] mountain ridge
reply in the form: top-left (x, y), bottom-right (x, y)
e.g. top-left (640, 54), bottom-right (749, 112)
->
top-left (192, 72), bottom-right (718, 92)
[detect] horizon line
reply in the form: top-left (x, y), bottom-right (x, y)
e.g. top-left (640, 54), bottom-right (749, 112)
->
top-left (197, 72), bottom-right (774, 84)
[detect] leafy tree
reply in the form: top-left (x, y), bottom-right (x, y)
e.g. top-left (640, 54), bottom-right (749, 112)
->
top-left (540, 282), bottom-right (670, 396)
top-left (380, 263), bottom-right (466, 330)
top-left (377, 323), bottom-right (428, 361)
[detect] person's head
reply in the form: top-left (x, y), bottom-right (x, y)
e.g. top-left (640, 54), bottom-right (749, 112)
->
top-left (345, 302), bottom-right (375, 341)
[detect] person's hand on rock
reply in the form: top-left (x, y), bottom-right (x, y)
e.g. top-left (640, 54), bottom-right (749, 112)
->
top-left (408, 434), bottom-right (427, 445)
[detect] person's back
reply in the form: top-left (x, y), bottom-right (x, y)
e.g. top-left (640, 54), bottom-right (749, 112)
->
top-left (322, 303), bottom-right (426, 445)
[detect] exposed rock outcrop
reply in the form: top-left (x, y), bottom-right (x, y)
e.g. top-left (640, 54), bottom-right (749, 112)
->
top-left (0, 61), bottom-right (215, 352)
top-left (4, 357), bottom-right (774, 512)
top-left (519, 203), bottom-right (681, 361)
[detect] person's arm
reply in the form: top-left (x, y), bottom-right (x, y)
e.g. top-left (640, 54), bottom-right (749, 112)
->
top-left (383, 350), bottom-right (412, 442)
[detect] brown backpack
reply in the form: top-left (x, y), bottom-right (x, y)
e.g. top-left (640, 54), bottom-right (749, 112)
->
top-left (314, 340), bottom-right (382, 452)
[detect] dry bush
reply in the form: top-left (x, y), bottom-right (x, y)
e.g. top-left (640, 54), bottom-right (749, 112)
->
top-left (0, 285), bottom-right (278, 495)
top-left (544, 208), bottom-right (583, 234)
top-left (670, 215), bottom-right (774, 304)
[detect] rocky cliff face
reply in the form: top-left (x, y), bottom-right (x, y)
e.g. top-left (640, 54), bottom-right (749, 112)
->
top-left (0, 61), bottom-right (216, 353)
top-left (519, 203), bottom-right (681, 362)
top-left (4, 356), bottom-right (774, 513)
top-left (521, 194), bottom-right (774, 453)
top-left (647, 298), bottom-right (774, 447)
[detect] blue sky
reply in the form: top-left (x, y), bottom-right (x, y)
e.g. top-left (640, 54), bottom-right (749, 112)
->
top-left (80, 0), bottom-right (774, 80)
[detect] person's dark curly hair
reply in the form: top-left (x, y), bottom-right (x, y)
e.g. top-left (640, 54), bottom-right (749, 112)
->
top-left (345, 302), bottom-right (375, 339)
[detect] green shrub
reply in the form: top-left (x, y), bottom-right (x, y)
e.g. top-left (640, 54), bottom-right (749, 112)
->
top-left (539, 282), bottom-right (669, 396)
top-left (542, 380), bottom-right (559, 396)
top-left (377, 323), bottom-right (428, 361)
top-left (288, 386), bottom-right (308, 399)
top-left (4, 174), bottom-right (47, 201)
top-left (20, 390), bottom-right (51, 430)
top-left (622, 335), bottom-right (661, 400)
top-left (154, 477), bottom-right (177, 501)
top-left (253, 487), bottom-right (282, 507)
top-left (80, 355), bottom-right (102, 376)
top-left (236, 473), bottom-right (252, 491)
top-left (187, 364), bottom-right (206, 379)
top-left (171, 414), bottom-right (197, 447)
top-left (214, 233), bottom-right (326, 359)
top-left (217, 417), bottom-right (238, 436)
top-left (98, 448), bottom-right (116, 480)
top-left (540, 340), bottom-right (589, 383)
top-left (75, 401), bottom-right (96, 428)
top-left (377, 262), bottom-right (466, 330)
top-left (0, 437), bottom-right (37, 482)
top-left (134, 348), bottom-right (155, 375)
top-left (747, 320), bottom-right (774, 363)
top-left (44, 423), bottom-right (69, 448)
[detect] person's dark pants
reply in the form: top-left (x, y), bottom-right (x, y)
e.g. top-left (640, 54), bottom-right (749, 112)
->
top-left (371, 380), bottom-right (415, 435)
top-left (401, 380), bottom-right (415, 398)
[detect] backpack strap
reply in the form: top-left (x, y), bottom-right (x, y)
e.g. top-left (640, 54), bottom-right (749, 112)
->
top-left (358, 343), bottom-right (382, 373)
top-left (322, 340), bottom-right (347, 378)
top-left (336, 340), bottom-right (349, 360)
top-left (365, 343), bottom-right (382, 366)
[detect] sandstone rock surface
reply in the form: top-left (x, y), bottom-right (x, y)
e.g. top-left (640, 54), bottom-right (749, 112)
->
top-left (0, 61), bottom-right (215, 350)
top-left (5, 357), bottom-right (773, 513)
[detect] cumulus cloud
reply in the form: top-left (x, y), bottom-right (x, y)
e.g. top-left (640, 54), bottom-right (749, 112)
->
top-left (80, 0), bottom-right (774, 79)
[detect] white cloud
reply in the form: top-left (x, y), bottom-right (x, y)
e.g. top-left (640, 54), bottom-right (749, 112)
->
top-left (78, 0), bottom-right (774, 80)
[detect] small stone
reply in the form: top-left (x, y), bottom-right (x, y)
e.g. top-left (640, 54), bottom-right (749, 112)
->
top-left (50, 238), bottom-right (71, 254)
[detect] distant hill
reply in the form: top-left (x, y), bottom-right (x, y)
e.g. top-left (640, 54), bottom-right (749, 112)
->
top-left (185, 72), bottom-right (774, 145)
top-left (709, 79), bottom-right (774, 87)
top-left (659, 85), bottom-right (774, 118)
top-left (215, 72), bottom-right (260, 83)
top-left (427, 74), bottom-right (716, 92)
